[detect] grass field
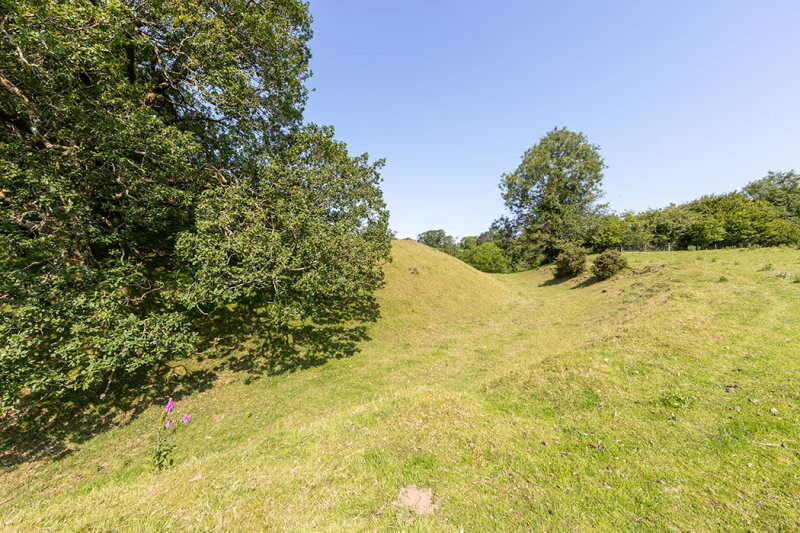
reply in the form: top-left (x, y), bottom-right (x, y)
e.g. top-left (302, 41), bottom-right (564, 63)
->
top-left (2, 240), bottom-right (800, 531)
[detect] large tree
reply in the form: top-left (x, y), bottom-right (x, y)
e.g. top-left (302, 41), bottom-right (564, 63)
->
top-left (744, 171), bottom-right (800, 225)
top-left (0, 0), bottom-right (391, 416)
top-left (500, 127), bottom-right (606, 259)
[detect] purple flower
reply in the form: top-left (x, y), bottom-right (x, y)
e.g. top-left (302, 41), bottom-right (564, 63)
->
top-left (165, 419), bottom-right (172, 428)
top-left (165, 398), bottom-right (175, 413)
top-left (182, 414), bottom-right (190, 424)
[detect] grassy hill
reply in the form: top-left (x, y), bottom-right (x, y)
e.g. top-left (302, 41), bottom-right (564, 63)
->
top-left (2, 240), bottom-right (800, 531)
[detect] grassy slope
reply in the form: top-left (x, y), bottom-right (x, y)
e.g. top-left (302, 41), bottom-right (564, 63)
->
top-left (2, 240), bottom-right (800, 531)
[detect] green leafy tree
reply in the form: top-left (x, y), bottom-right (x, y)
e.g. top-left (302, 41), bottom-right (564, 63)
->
top-left (461, 242), bottom-right (510, 273)
top-left (476, 228), bottom-right (502, 245)
top-left (687, 214), bottom-right (726, 248)
top-left (591, 214), bottom-right (627, 251)
top-left (500, 127), bottom-right (606, 259)
top-left (621, 212), bottom-right (654, 250)
top-left (416, 229), bottom-right (458, 255)
top-left (459, 236), bottom-right (478, 252)
top-left (643, 205), bottom-right (697, 250)
top-left (744, 171), bottom-right (800, 225)
top-left (0, 1), bottom-right (390, 416)
top-left (683, 193), bottom-right (798, 247)
top-left (175, 125), bottom-right (391, 326)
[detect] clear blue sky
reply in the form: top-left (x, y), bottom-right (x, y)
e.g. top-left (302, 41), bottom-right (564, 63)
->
top-left (303, 1), bottom-right (800, 240)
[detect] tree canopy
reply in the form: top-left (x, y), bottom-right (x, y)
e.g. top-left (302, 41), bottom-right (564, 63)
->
top-left (416, 229), bottom-right (458, 255)
top-left (744, 171), bottom-right (800, 225)
top-left (500, 127), bottom-right (606, 259)
top-left (0, 0), bottom-right (391, 416)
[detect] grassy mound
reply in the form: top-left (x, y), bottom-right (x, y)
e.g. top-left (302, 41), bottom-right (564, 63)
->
top-left (2, 244), bottom-right (799, 531)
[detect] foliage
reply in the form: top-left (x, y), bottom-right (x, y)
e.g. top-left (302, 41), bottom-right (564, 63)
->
top-left (641, 205), bottom-right (698, 250)
top-left (744, 170), bottom-right (800, 225)
top-left (0, 1), bottom-right (391, 417)
top-left (417, 229), bottom-right (513, 272)
top-left (476, 227), bottom-right (503, 245)
top-left (591, 214), bottom-right (627, 251)
top-left (500, 127), bottom-right (606, 259)
top-left (458, 236), bottom-right (478, 252)
top-left (489, 216), bottom-right (540, 269)
top-left (174, 125), bottom-right (391, 327)
top-left (591, 249), bottom-right (627, 280)
top-left (553, 244), bottom-right (587, 278)
top-left (586, 191), bottom-right (800, 253)
top-left (416, 229), bottom-right (459, 255)
top-left (684, 193), bottom-right (799, 247)
top-left (461, 242), bottom-right (510, 273)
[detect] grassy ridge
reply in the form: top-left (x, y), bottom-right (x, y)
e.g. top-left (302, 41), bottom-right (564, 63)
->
top-left (2, 241), bottom-right (799, 531)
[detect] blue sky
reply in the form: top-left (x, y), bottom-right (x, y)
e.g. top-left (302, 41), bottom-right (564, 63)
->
top-left (303, 1), bottom-right (800, 239)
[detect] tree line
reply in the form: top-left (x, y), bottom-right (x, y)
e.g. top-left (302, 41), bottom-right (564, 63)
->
top-left (418, 128), bottom-right (800, 273)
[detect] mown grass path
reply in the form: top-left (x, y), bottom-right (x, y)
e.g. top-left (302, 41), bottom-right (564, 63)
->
top-left (2, 241), bottom-right (799, 531)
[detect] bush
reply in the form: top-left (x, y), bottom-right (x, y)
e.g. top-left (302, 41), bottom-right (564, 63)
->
top-left (554, 245), bottom-right (587, 278)
top-left (462, 242), bottom-right (510, 273)
top-left (591, 249), bottom-right (627, 280)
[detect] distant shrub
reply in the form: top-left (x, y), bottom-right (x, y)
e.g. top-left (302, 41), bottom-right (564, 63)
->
top-left (462, 242), bottom-right (510, 273)
top-left (554, 244), bottom-right (587, 278)
top-left (718, 275), bottom-right (729, 282)
top-left (759, 263), bottom-right (773, 271)
top-left (687, 245), bottom-right (697, 251)
top-left (591, 249), bottom-right (627, 280)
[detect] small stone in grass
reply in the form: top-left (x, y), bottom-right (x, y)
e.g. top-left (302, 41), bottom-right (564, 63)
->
top-left (770, 408), bottom-right (779, 416)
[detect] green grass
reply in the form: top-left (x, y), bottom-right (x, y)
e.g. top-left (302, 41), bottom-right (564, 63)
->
top-left (2, 241), bottom-right (800, 531)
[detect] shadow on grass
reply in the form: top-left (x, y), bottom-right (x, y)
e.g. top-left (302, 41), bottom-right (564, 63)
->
top-left (0, 365), bottom-right (216, 468)
top-left (208, 295), bottom-right (380, 384)
top-left (538, 276), bottom-right (570, 287)
top-left (571, 276), bottom-right (600, 289)
top-left (0, 295), bottom-right (380, 468)
top-left (538, 275), bottom-right (600, 289)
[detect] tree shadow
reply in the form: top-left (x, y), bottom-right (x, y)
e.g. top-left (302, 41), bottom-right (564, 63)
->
top-left (211, 294), bottom-right (380, 383)
top-left (0, 365), bottom-right (216, 468)
top-left (539, 276), bottom-right (571, 287)
top-left (1, 294), bottom-right (380, 468)
top-left (221, 322), bottom-right (371, 382)
top-left (538, 275), bottom-right (600, 289)
top-left (570, 276), bottom-right (600, 289)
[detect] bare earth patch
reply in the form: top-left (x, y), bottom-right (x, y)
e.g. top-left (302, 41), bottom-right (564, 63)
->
top-left (393, 485), bottom-right (440, 515)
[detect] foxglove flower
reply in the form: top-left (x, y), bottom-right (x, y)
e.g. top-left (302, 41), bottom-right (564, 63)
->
top-left (166, 398), bottom-right (175, 413)
top-left (165, 419), bottom-right (173, 428)
top-left (182, 414), bottom-right (190, 424)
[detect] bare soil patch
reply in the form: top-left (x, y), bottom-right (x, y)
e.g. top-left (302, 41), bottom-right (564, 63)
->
top-left (393, 485), bottom-right (440, 515)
